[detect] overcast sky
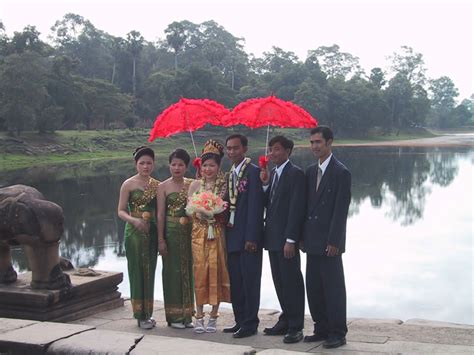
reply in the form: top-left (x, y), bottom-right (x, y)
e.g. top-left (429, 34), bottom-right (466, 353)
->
top-left (1, 0), bottom-right (472, 100)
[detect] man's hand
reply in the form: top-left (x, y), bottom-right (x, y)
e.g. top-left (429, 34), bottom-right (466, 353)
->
top-left (158, 239), bottom-right (168, 256)
top-left (299, 240), bottom-right (305, 253)
top-left (326, 244), bottom-right (339, 257)
top-left (260, 168), bottom-right (270, 186)
top-left (283, 242), bottom-right (296, 259)
top-left (245, 241), bottom-right (257, 253)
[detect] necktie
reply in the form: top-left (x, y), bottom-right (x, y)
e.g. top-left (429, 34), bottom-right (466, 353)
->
top-left (316, 167), bottom-right (322, 191)
top-left (233, 170), bottom-right (238, 189)
top-left (270, 172), bottom-right (279, 203)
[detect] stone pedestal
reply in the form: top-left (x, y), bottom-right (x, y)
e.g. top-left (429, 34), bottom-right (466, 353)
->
top-left (0, 270), bottom-right (123, 322)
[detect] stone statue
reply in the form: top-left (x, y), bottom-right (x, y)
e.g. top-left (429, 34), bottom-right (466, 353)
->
top-left (0, 184), bottom-right (71, 290)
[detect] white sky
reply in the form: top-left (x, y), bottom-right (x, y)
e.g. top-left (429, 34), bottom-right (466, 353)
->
top-left (1, 0), bottom-right (472, 100)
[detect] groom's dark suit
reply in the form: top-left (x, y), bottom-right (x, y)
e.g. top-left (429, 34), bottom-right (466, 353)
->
top-left (303, 155), bottom-right (351, 339)
top-left (264, 161), bottom-right (306, 332)
top-left (226, 162), bottom-right (264, 332)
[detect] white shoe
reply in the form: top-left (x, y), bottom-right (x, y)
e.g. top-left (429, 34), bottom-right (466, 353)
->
top-left (184, 322), bottom-right (194, 328)
top-left (206, 317), bottom-right (217, 333)
top-left (194, 318), bottom-right (205, 334)
top-left (138, 319), bottom-right (154, 329)
top-left (170, 322), bottom-right (185, 329)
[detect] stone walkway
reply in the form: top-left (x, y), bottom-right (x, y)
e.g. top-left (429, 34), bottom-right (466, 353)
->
top-left (1, 299), bottom-right (473, 354)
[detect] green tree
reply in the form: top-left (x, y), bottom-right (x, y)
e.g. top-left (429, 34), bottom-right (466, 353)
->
top-left (388, 46), bottom-right (427, 88)
top-left (308, 44), bottom-right (363, 80)
top-left (369, 67), bottom-right (386, 89)
top-left (0, 51), bottom-right (47, 135)
top-left (126, 31), bottom-right (144, 97)
top-left (165, 21), bottom-right (187, 71)
top-left (75, 77), bottom-right (134, 129)
top-left (427, 76), bottom-right (460, 128)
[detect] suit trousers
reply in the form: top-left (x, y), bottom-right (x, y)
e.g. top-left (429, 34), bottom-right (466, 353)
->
top-left (227, 249), bottom-right (263, 331)
top-left (268, 250), bottom-right (305, 331)
top-left (306, 254), bottom-right (347, 338)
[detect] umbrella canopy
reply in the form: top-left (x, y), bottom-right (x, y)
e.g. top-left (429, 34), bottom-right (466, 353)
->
top-left (148, 98), bottom-right (230, 141)
top-left (222, 95), bottom-right (317, 129)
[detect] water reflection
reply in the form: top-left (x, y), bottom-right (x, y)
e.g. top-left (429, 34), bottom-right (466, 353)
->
top-left (2, 146), bottom-right (472, 324)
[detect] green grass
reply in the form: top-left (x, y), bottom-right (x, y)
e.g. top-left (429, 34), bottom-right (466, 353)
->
top-left (0, 128), bottom-right (441, 172)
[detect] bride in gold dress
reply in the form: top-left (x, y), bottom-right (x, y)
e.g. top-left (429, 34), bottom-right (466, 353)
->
top-left (187, 140), bottom-right (231, 333)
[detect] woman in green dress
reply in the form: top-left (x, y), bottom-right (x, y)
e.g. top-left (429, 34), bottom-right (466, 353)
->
top-left (157, 149), bottom-right (195, 329)
top-left (118, 146), bottom-right (160, 329)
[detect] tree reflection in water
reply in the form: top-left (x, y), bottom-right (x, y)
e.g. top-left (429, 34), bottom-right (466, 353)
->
top-left (3, 146), bottom-right (468, 271)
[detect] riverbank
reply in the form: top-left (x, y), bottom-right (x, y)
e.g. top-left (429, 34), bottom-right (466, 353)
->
top-left (1, 129), bottom-right (472, 172)
top-left (1, 300), bottom-right (472, 353)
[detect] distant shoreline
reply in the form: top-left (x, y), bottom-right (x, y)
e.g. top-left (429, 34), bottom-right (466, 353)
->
top-left (296, 134), bottom-right (474, 148)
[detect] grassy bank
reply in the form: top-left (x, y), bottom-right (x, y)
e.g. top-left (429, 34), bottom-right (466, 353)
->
top-left (0, 128), bottom-right (438, 172)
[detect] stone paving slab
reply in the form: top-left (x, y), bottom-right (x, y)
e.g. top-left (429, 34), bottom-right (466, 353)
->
top-left (328, 340), bottom-right (474, 353)
top-left (0, 322), bottom-right (94, 354)
top-left (47, 329), bottom-right (143, 355)
top-left (405, 318), bottom-right (474, 329)
top-left (131, 334), bottom-right (255, 355)
top-left (348, 322), bottom-right (474, 346)
top-left (0, 317), bottom-right (38, 334)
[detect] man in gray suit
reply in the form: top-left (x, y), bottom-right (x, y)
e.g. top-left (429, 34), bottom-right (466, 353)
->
top-left (302, 126), bottom-right (351, 349)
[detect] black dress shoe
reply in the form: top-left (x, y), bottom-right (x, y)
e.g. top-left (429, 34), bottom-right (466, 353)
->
top-left (303, 333), bottom-right (328, 342)
top-left (232, 328), bottom-right (257, 338)
top-left (223, 324), bottom-right (240, 333)
top-left (323, 337), bottom-right (347, 349)
top-left (283, 330), bottom-right (303, 344)
top-left (263, 325), bottom-right (288, 336)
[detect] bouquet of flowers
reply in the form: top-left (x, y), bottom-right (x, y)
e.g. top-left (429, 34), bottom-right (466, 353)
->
top-left (186, 191), bottom-right (228, 240)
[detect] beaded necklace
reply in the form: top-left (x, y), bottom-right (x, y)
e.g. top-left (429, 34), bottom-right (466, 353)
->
top-left (167, 178), bottom-right (192, 216)
top-left (199, 171), bottom-right (226, 197)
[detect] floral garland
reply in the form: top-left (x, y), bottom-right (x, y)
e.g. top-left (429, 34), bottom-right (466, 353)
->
top-left (227, 157), bottom-right (251, 227)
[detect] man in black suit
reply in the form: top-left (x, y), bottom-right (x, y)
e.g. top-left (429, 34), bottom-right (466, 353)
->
top-left (224, 134), bottom-right (264, 338)
top-left (260, 135), bottom-right (306, 344)
top-left (302, 126), bottom-right (351, 349)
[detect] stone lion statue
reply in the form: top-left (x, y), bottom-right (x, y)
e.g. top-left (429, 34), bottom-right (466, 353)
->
top-left (0, 184), bottom-right (72, 290)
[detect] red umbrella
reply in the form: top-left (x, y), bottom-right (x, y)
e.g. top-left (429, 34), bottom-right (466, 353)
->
top-left (148, 98), bottom-right (230, 157)
top-left (222, 95), bottom-right (317, 129)
top-left (222, 95), bottom-right (318, 166)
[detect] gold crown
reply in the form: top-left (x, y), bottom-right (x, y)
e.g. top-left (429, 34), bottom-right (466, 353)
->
top-left (202, 139), bottom-right (223, 157)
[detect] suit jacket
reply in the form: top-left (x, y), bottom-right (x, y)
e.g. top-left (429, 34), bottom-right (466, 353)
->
top-left (226, 163), bottom-right (264, 253)
top-left (263, 161), bottom-right (306, 251)
top-left (303, 156), bottom-right (351, 255)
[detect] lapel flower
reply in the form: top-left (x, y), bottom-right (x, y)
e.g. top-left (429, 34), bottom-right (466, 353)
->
top-left (237, 177), bottom-right (248, 193)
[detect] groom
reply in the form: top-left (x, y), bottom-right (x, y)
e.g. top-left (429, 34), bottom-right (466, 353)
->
top-left (224, 134), bottom-right (264, 338)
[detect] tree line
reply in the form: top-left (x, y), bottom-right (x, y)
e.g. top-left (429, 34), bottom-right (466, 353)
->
top-left (0, 14), bottom-right (472, 136)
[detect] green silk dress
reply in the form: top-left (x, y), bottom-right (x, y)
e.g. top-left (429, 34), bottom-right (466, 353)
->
top-left (162, 179), bottom-right (194, 324)
top-left (124, 178), bottom-right (159, 320)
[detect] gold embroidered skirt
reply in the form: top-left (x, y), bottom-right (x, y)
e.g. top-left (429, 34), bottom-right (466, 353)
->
top-left (191, 218), bottom-right (231, 306)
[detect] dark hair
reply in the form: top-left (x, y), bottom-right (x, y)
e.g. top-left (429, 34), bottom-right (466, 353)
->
top-left (269, 135), bottom-right (294, 154)
top-left (310, 126), bottom-right (334, 141)
top-left (169, 148), bottom-right (190, 166)
top-left (225, 134), bottom-right (248, 147)
top-left (133, 146), bottom-right (155, 162)
top-left (202, 153), bottom-right (222, 165)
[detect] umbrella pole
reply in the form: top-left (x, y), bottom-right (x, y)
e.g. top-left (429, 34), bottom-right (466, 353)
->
top-left (265, 124), bottom-right (270, 156)
top-left (189, 130), bottom-right (198, 158)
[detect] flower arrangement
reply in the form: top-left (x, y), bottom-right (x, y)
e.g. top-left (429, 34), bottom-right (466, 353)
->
top-left (186, 191), bottom-right (228, 239)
